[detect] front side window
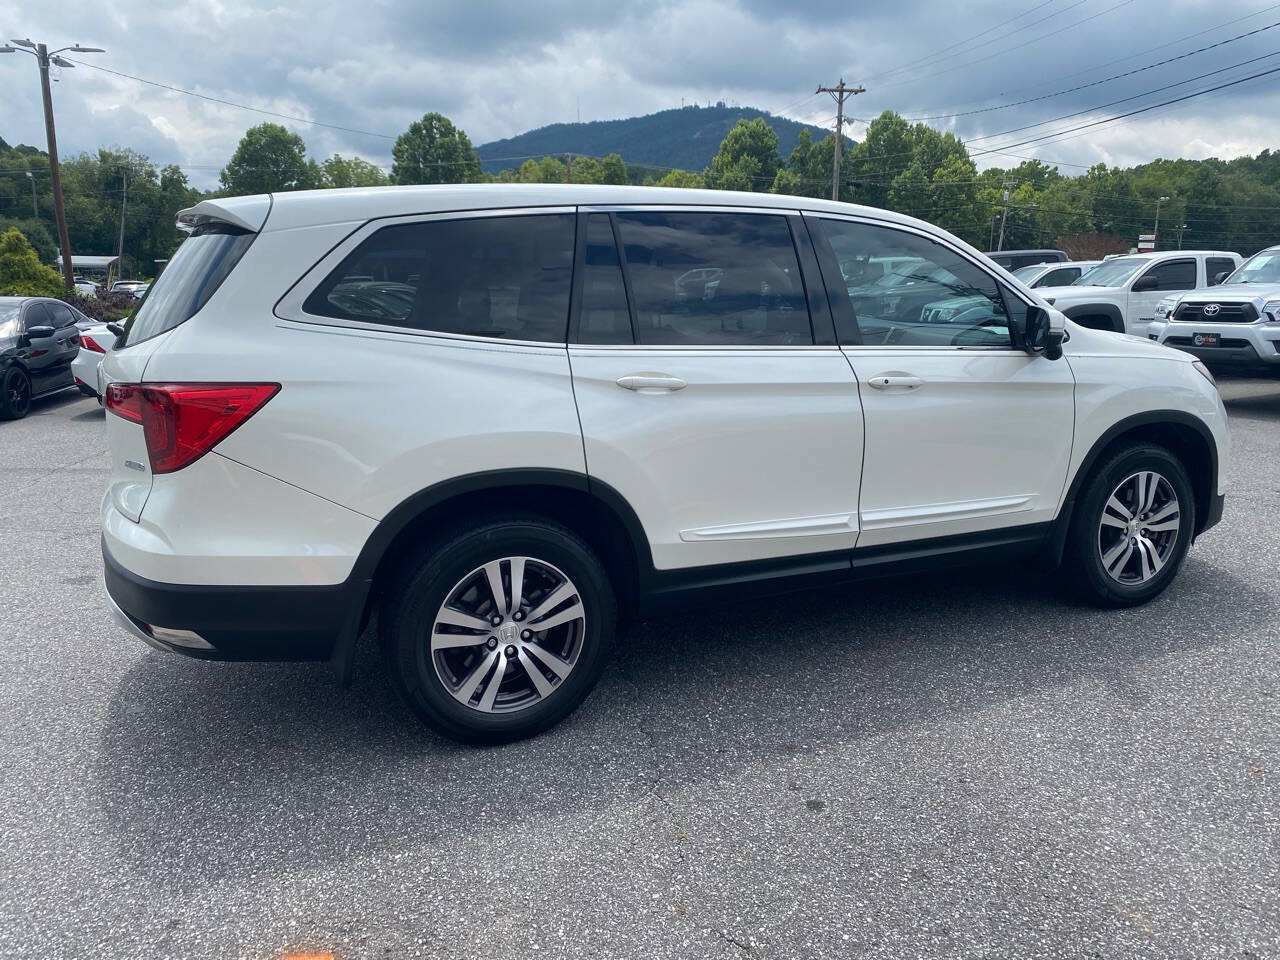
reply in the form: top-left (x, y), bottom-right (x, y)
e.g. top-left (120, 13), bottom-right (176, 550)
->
top-left (612, 211), bottom-right (811, 346)
top-left (305, 214), bottom-right (575, 343)
top-left (1076, 258), bottom-right (1145, 287)
top-left (817, 219), bottom-right (1013, 348)
top-left (47, 302), bottom-right (77, 328)
top-left (1139, 259), bottom-right (1196, 291)
top-left (23, 301), bottom-right (53, 330)
top-left (578, 214), bottom-right (633, 345)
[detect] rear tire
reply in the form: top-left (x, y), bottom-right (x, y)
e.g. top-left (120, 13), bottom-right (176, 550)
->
top-left (1063, 443), bottom-right (1196, 607)
top-left (0, 367), bottom-right (32, 420)
top-left (380, 515), bottom-right (617, 744)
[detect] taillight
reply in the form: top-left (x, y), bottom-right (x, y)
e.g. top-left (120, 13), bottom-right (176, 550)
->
top-left (80, 334), bottom-right (107, 353)
top-left (105, 383), bottom-right (279, 474)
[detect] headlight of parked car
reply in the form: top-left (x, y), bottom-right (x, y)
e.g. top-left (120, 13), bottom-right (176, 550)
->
top-left (1154, 297), bottom-right (1177, 319)
top-left (1262, 300), bottom-right (1280, 323)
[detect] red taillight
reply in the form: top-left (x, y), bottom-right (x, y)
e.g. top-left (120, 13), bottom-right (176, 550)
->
top-left (80, 334), bottom-right (107, 353)
top-left (105, 383), bottom-right (279, 474)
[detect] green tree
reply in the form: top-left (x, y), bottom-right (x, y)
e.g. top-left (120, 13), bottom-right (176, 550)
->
top-left (391, 113), bottom-right (482, 185)
top-left (655, 168), bottom-right (704, 188)
top-left (0, 227), bottom-right (65, 296)
top-left (220, 123), bottom-right (317, 195)
top-left (705, 117), bottom-right (779, 192)
top-left (321, 154), bottom-right (390, 188)
top-left (849, 111), bottom-right (913, 209)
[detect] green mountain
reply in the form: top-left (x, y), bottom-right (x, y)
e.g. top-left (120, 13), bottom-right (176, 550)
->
top-left (476, 104), bottom-right (833, 174)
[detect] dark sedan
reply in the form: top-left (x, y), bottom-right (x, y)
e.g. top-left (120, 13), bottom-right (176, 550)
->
top-left (0, 297), bottom-right (87, 420)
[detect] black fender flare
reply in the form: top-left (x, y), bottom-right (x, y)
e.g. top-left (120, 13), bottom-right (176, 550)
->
top-left (1060, 302), bottom-right (1125, 332)
top-left (1047, 410), bottom-right (1219, 564)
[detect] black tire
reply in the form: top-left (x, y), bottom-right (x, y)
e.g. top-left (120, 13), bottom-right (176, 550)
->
top-left (380, 515), bottom-right (617, 745)
top-left (1064, 443), bottom-right (1196, 607)
top-left (0, 366), bottom-right (32, 420)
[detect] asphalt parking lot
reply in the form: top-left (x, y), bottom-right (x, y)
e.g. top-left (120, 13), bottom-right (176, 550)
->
top-left (1, 378), bottom-right (1278, 960)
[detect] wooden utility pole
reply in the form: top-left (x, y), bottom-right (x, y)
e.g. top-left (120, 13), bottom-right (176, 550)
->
top-left (36, 43), bottom-right (75, 289)
top-left (815, 79), bottom-right (864, 202)
top-left (115, 168), bottom-right (128, 280)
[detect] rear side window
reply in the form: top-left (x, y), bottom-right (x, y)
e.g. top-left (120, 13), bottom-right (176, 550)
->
top-left (123, 224), bottom-right (255, 346)
top-left (1038, 267), bottom-right (1079, 287)
top-left (1206, 257), bottom-right (1236, 285)
top-left (612, 211), bottom-right (811, 346)
top-left (304, 214), bottom-right (576, 343)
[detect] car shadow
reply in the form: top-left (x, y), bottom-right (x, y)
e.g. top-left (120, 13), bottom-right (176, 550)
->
top-left (71, 405), bottom-right (105, 421)
top-left (29, 389), bottom-right (86, 416)
top-left (94, 551), bottom-right (1275, 892)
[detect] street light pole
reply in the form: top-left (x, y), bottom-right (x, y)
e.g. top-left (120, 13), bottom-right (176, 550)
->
top-left (1153, 195), bottom-right (1170, 250)
top-left (1, 39), bottom-right (106, 290)
top-left (1177, 224), bottom-right (1188, 250)
top-left (24, 170), bottom-right (37, 218)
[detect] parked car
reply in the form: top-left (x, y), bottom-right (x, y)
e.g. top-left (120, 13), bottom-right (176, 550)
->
top-left (1009, 260), bottom-right (1100, 289)
top-left (1036, 250), bottom-right (1242, 337)
top-left (110, 280), bottom-right (150, 299)
top-left (100, 184), bottom-right (1228, 744)
top-left (0, 296), bottom-right (84, 419)
top-left (71, 322), bottom-right (118, 400)
top-left (73, 279), bottom-right (100, 298)
top-left (985, 249), bottom-right (1068, 270)
top-left (1145, 243), bottom-right (1280, 373)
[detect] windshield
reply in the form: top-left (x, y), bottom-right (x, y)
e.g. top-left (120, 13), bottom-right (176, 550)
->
top-left (1074, 257), bottom-right (1145, 287)
top-left (0, 304), bottom-right (18, 338)
top-left (1010, 265), bottom-right (1043, 281)
top-left (868, 260), bottom-right (941, 288)
top-left (1226, 250), bottom-right (1280, 284)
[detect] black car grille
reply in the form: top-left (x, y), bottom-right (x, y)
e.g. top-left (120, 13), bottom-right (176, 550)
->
top-left (1165, 336), bottom-right (1251, 349)
top-left (1172, 302), bottom-right (1258, 323)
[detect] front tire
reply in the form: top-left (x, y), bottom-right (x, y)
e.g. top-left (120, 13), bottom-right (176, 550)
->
top-left (1064, 443), bottom-right (1196, 607)
top-left (1, 366), bottom-right (32, 420)
top-left (381, 516), bottom-right (617, 744)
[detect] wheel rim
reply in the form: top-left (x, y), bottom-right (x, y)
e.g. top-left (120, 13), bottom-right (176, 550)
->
top-left (426, 556), bottom-right (586, 714)
top-left (1097, 470), bottom-right (1181, 585)
top-left (7, 371), bottom-right (30, 414)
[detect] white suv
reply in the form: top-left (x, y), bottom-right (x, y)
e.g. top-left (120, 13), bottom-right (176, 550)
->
top-left (1036, 250), bottom-right (1241, 338)
top-left (100, 184), bottom-right (1229, 743)
top-left (1146, 243), bottom-right (1280, 374)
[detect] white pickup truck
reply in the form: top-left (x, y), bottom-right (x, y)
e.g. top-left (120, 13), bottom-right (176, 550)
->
top-left (1033, 250), bottom-right (1241, 338)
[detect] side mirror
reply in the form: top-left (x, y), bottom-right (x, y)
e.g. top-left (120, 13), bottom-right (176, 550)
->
top-left (1210, 271), bottom-right (1230, 286)
top-left (1024, 306), bottom-right (1065, 360)
top-left (106, 322), bottom-right (126, 339)
top-left (1131, 275), bottom-right (1158, 292)
top-left (25, 325), bottom-right (55, 339)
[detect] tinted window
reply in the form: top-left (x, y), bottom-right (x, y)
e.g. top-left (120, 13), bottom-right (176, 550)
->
top-left (23, 302), bottom-right (53, 329)
top-left (1207, 257), bottom-right (1236, 285)
top-left (305, 214), bottom-right (575, 343)
top-left (124, 224), bottom-right (255, 346)
top-left (1141, 258), bottom-right (1196, 291)
top-left (1038, 267), bottom-right (1079, 287)
top-left (818, 219), bottom-right (1013, 348)
top-left (47, 302), bottom-right (77, 327)
top-left (578, 214), bottom-right (633, 344)
top-left (613, 211), bottom-right (811, 346)
top-left (1076, 258), bottom-right (1145, 287)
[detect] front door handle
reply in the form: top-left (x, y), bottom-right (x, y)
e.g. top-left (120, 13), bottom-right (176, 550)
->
top-left (616, 373), bottom-right (687, 393)
top-left (867, 374), bottom-right (923, 390)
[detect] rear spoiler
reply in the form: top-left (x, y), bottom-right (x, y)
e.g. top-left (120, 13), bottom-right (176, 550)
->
top-left (175, 195), bottom-right (271, 234)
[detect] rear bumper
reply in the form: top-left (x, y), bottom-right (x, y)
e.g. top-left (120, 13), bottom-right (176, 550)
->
top-left (102, 538), bottom-right (368, 661)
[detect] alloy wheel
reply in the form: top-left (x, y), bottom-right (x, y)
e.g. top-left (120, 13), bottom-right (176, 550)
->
top-left (1096, 470), bottom-right (1181, 585)
top-left (426, 556), bottom-right (586, 713)
top-left (7, 371), bottom-right (30, 417)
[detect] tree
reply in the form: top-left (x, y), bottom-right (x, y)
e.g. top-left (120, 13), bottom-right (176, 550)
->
top-left (656, 169), bottom-right (704, 188)
top-left (391, 113), bottom-right (482, 185)
top-left (0, 227), bottom-right (64, 296)
top-left (849, 111), bottom-right (913, 209)
top-left (220, 123), bottom-right (317, 195)
top-left (321, 154), bottom-right (390, 188)
top-left (704, 118), bottom-right (779, 192)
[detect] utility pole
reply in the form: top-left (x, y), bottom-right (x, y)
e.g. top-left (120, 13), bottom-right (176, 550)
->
top-left (816, 78), bottom-right (865, 202)
top-left (24, 170), bottom-right (37, 218)
top-left (1177, 223), bottom-right (1189, 250)
top-left (1, 39), bottom-right (106, 289)
top-left (1153, 195), bottom-right (1170, 249)
top-left (115, 168), bottom-right (128, 279)
top-left (996, 181), bottom-right (1016, 252)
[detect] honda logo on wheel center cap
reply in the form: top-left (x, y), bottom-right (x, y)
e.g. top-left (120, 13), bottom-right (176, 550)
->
top-left (498, 623), bottom-right (519, 642)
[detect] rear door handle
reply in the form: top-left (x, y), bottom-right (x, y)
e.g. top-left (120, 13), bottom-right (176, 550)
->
top-left (616, 373), bottom-right (687, 392)
top-left (867, 375), bottom-right (923, 390)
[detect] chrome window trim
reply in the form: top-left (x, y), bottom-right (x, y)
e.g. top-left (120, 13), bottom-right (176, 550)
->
top-left (274, 205), bottom-right (577, 347)
top-left (801, 209), bottom-right (1032, 352)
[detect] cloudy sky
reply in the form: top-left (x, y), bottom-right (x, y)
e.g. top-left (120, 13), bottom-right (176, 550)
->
top-left (2, 0), bottom-right (1278, 187)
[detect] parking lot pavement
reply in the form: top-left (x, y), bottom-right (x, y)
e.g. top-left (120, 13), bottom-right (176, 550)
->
top-left (0, 381), bottom-right (1277, 960)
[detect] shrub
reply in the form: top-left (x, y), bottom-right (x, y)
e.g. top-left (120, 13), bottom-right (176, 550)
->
top-left (61, 290), bottom-right (136, 324)
top-left (0, 227), bottom-right (64, 297)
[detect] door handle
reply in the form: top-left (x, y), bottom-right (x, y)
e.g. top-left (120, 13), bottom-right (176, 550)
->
top-left (616, 373), bottom-right (687, 392)
top-left (867, 374), bottom-right (923, 390)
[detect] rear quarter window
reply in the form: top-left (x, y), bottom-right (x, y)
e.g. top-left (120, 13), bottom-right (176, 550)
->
top-left (122, 223), bottom-right (255, 347)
